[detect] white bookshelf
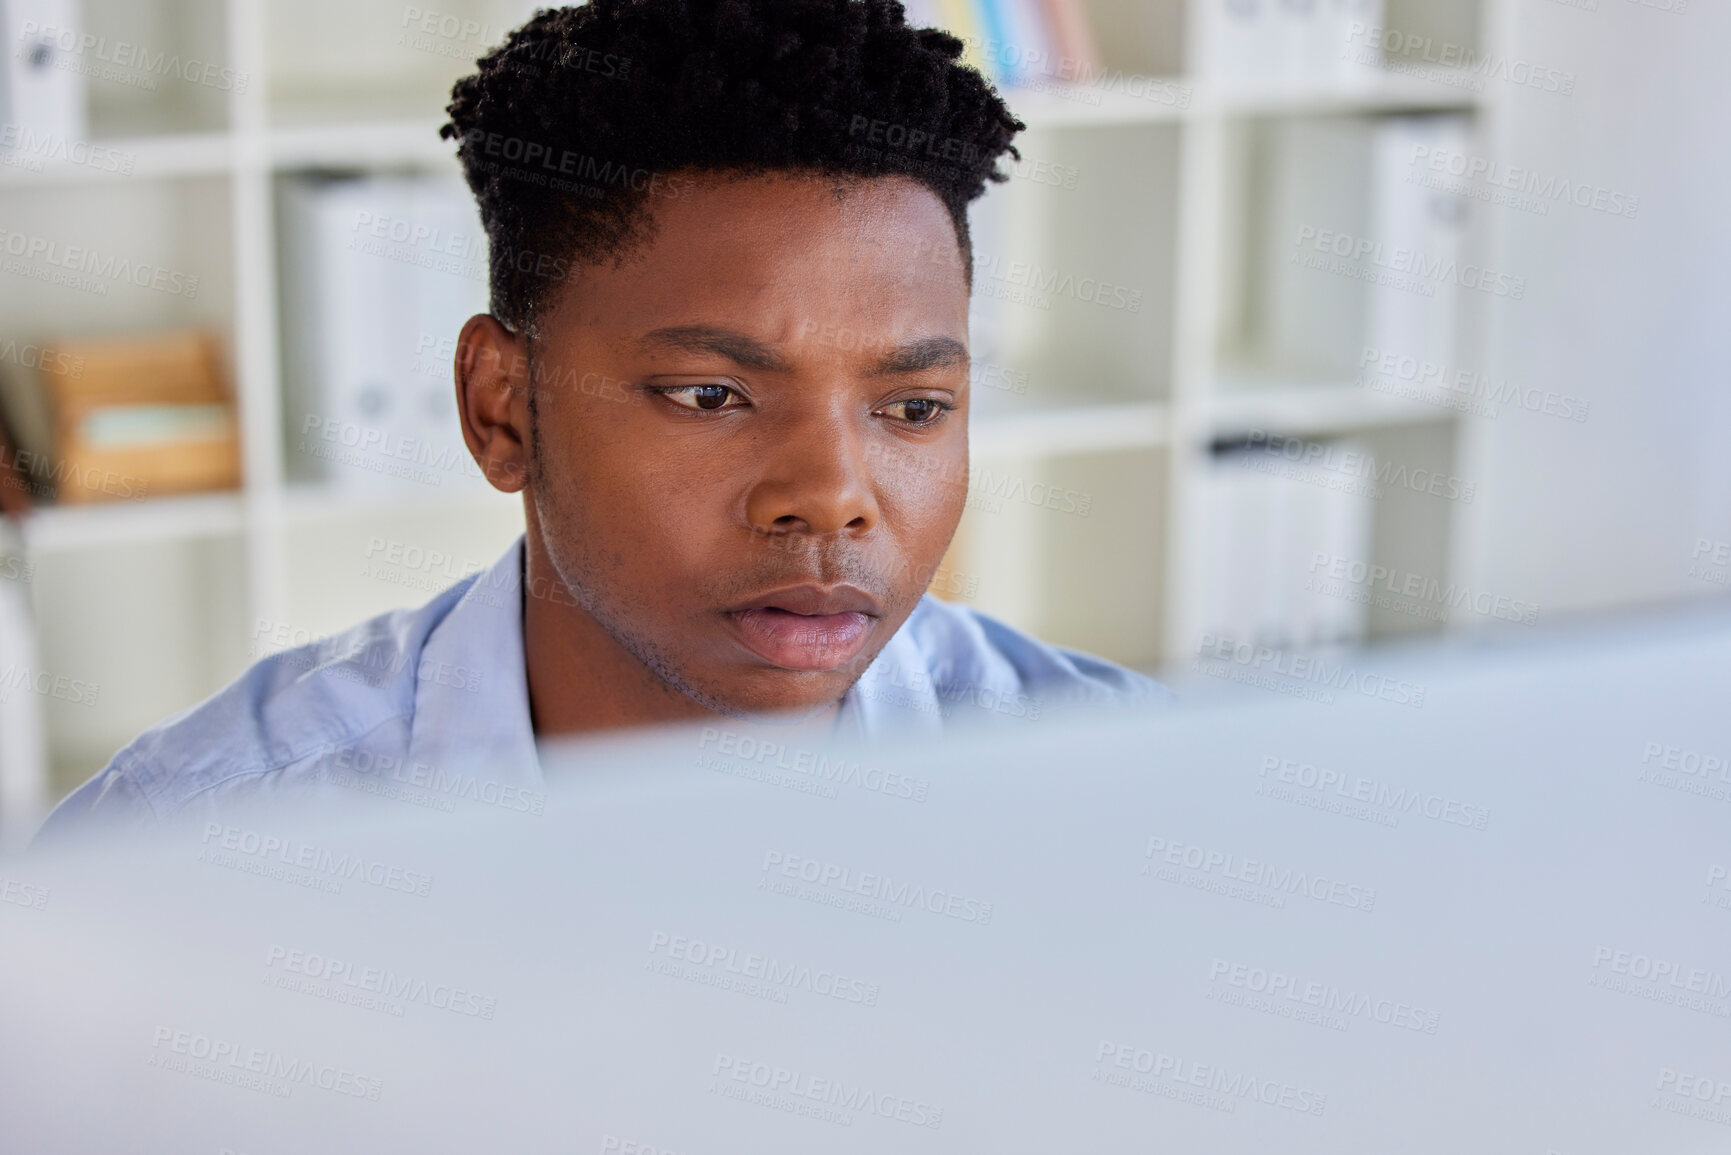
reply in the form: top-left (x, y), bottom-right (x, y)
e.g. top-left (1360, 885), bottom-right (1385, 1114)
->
top-left (0, 0), bottom-right (1505, 822)
top-left (950, 0), bottom-right (1498, 672)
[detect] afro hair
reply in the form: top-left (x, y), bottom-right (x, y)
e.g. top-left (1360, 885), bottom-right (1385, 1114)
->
top-left (441, 0), bottom-right (1025, 333)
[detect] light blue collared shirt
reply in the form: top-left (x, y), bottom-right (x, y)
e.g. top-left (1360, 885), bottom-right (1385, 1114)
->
top-left (35, 536), bottom-right (1168, 843)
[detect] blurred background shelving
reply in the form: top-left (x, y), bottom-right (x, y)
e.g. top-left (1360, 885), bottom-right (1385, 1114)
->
top-left (5, 0), bottom-right (1726, 835)
top-left (948, 0), bottom-right (1494, 671)
top-left (0, 0), bottom-right (1497, 808)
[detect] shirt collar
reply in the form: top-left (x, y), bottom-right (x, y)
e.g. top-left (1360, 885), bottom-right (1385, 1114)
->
top-left (406, 534), bottom-right (947, 770)
top-left (837, 612), bottom-right (946, 742)
top-left (406, 536), bottom-right (542, 788)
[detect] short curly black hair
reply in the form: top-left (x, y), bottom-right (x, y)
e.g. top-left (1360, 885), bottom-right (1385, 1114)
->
top-left (441, 0), bottom-right (1025, 334)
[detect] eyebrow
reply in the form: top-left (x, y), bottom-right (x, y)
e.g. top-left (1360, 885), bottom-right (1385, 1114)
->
top-left (636, 325), bottom-right (968, 377)
top-left (637, 325), bottom-right (790, 372)
top-left (868, 335), bottom-right (969, 376)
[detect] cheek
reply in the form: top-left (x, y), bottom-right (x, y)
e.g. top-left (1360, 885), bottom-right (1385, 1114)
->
top-left (875, 446), bottom-right (969, 538)
top-left (547, 410), bottom-right (740, 579)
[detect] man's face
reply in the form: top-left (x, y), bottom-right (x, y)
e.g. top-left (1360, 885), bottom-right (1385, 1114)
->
top-left (523, 172), bottom-right (971, 719)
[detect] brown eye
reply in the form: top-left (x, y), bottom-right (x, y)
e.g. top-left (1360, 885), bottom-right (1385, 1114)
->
top-left (883, 398), bottom-right (951, 425)
top-left (659, 384), bottom-right (745, 412)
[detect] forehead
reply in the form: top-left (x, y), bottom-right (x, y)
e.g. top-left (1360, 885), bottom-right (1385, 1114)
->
top-left (549, 172), bottom-right (971, 349)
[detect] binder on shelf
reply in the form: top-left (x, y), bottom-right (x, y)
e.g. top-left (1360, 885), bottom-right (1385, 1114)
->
top-left (994, 0), bottom-right (1057, 86)
top-left (0, 357), bottom-right (55, 493)
top-left (1315, 0), bottom-right (1385, 84)
top-left (1366, 114), bottom-right (1473, 396)
top-left (932, 0), bottom-right (990, 76)
top-left (1259, 116), bottom-right (1375, 378)
top-left (1196, 0), bottom-right (1279, 88)
top-left (915, 0), bottom-right (1094, 89)
top-left (0, 511), bottom-right (47, 846)
top-left (969, 0), bottom-right (1016, 84)
top-left (38, 330), bottom-right (242, 505)
top-left (1038, 0), bottom-right (1098, 81)
top-left (279, 174), bottom-right (490, 495)
top-left (1196, 0), bottom-right (1384, 88)
top-left (0, 0), bottom-right (88, 151)
top-left (1196, 434), bottom-right (1373, 652)
top-left (0, 393), bottom-right (33, 514)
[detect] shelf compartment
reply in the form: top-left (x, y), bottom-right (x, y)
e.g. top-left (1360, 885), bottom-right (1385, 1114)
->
top-left (1205, 374), bottom-right (1452, 441)
top-left (17, 490), bottom-right (245, 552)
top-left (974, 400), bottom-right (1169, 458)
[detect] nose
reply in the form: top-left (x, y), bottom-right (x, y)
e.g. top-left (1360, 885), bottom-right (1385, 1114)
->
top-left (743, 412), bottom-right (881, 538)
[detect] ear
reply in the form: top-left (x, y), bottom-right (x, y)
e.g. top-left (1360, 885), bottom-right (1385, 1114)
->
top-left (454, 313), bottom-right (531, 494)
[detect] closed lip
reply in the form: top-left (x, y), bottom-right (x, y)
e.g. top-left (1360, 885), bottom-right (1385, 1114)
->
top-left (725, 584), bottom-right (883, 618)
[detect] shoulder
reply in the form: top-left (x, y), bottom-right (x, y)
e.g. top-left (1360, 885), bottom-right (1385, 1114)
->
top-left (898, 594), bottom-right (1173, 719)
top-left (33, 578), bottom-right (474, 845)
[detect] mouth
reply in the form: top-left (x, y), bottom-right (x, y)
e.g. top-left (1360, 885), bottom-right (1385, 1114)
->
top-left (723, 584), bottom-right (883, 672)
